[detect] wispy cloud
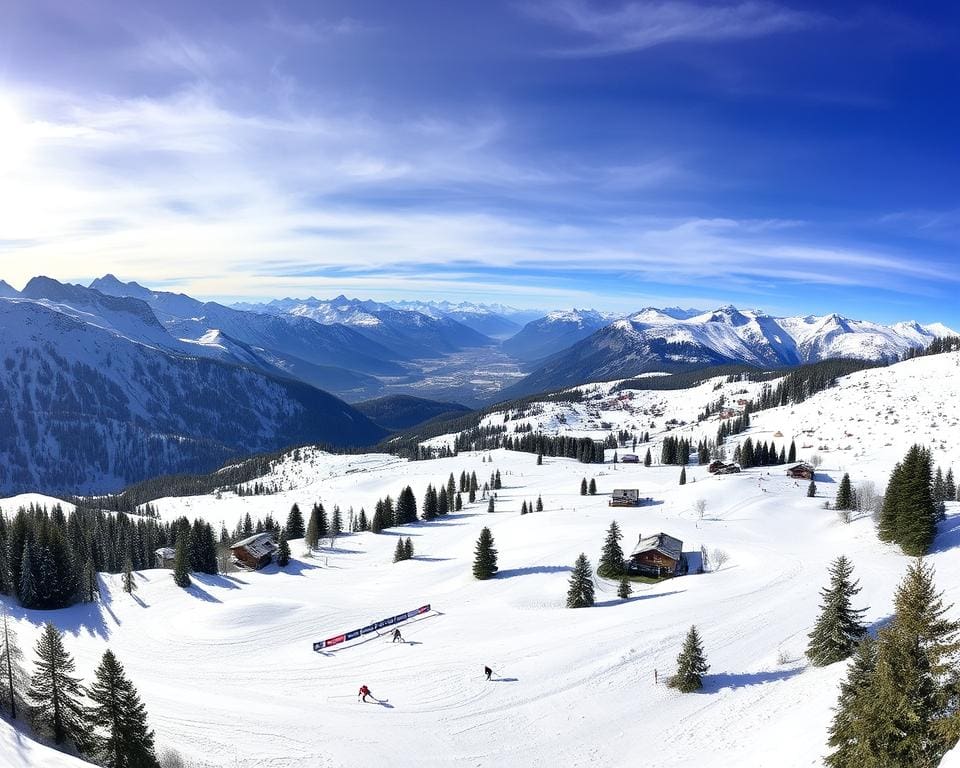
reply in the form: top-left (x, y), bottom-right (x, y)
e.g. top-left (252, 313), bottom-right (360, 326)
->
top-left (527, 0), bottom-right (818, 56)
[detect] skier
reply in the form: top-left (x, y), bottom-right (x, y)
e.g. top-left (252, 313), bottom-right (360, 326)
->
top-left (392, 628), bottom-right (403, 643)
top-left (484, 666), bottom-right (493, 681)
top-left (358, 684), bottom-right (373, 703)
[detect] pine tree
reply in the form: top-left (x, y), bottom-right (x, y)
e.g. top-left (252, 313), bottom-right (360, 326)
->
top-left (945, 468), bottom-right (956, 502)
top-left (806, 556), bottom-right (867, 666)
top-left (788, 440), bottom-right (797, 464)
top-left (305, 505), bottom-right (320, 551)
top-left (487, 497), bottom-right (495, 514)
top-left (536, 495), bottom-right (543, 512)
top-left (285, 504), bottom-right (305, 539)
top-left (669, 625), bottom-right (709, 692)
top-left (438, 489), bottom-right (449, 517)
top-left (566, 554), bottom-right (595, 608)
top-left (588, 478), bottom-right (597, 495)
top-left (644, 448), bottom-right (652, 467)
top-left (617, 576), bottom-right (632, 600)
top-left (172, 534), bottom-right (191, 588)
top-left (404, 537), bottom-right (414, 559)
top-left (455, 493), bottom-right (463, 512)
top-left (536, 452), bottom-right (543, 465)
top-left (86, 649), bottom-right (160, 768)
top-left (0, 606), bottom-right (25, 720)
top-left (122, 557), bottom-right (136, 595)
top-left (679, 466), bottom-right (687, 486)
top-left (520, 501), bottom-right (528, 515)
top-left (597, 521), bottom-right (625, 578)
top-left (472, 527), bottom-right (498, 580)
top-left (825, 636), bottom-right (878, 768)
top-left (808, 480), bottom-right (817, 498)
top-left (19, 540), bottom-right (38, 608)
top-left (393, 539), bottom-right (406, 563)
top-left (835, 473), bottom-right (854, 510)
top-left (331, 506), bottom-right (343, 537)
top-left (494, 470), bottom-right (502, 490)
top-left (580, 478), bottom-right (588, 496)
top-left (277, 532), bottom-right (291, 567)
top-left (878, 445), bottom-right (937, 556)
top-left (27, 622), bottom-right (88, 749)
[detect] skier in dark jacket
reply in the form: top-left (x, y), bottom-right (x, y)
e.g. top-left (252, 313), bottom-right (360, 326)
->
top-left (484, 666), bottom-right (493, 681)
top-left (358, 685), bottom-right (373, 702)
top-left (392, 628), bottom-right (403, 643)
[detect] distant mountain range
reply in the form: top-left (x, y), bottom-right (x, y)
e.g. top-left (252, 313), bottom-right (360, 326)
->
top-left (501, 305), bottom-right (957, 397)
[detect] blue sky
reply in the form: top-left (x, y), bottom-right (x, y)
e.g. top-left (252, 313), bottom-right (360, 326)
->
top-left (0, 0), bottom-right (959, 324)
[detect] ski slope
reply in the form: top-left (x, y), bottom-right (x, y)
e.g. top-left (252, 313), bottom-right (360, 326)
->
top-left (2, 352), bottom-right (960, 767)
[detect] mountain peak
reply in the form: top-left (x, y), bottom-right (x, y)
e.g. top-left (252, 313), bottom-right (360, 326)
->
top-left (89, 274), bottom-right (155, 301)
top-left (0, 279), bottom-right (20, 298)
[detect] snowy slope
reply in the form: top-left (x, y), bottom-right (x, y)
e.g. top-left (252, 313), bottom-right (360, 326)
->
top-left (2, 353), bottom-right (959, 766)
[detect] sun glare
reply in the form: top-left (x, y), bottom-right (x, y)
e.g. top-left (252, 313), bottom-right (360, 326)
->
top-left (0, 97), bottom-right (34, 171)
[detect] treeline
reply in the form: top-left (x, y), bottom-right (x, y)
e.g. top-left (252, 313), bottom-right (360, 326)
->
top-left (0, 618), bottom-right (161, 767)
top-left (503, 433), bottom-right (606, 464)
top-left (0, 502), bottom-right (219, 609)
top-left (732, 437), bottom-right (794, 469)
top-left (901, 334), bottom-right (960, 360)
top-left (752, 358), bottom-right (883, 409)
top-left (877, 445), bottom-right (948, 556)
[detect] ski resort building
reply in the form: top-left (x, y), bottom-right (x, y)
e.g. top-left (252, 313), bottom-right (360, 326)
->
top-left (626, 532), bottom-right (684, 577)
top-left (610, 488), bottom-right (642, 506)
top-left (621, 454), bottom-right (640, 464)
top-left (230, 533), bottom-right (278, 570)
top-left (786, 462), bottom-right (815, 480)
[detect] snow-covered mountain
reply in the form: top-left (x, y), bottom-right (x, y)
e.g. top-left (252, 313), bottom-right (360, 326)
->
top-left (386, 300), bottom-right (540, 338)
top-left (239, 295), bottom-right (493, 358)
top-left (503, 305), bottom-right (957, 397)
top-left (501, 309), bottom-right (623, 362)
top-left (0, 296), bottom-right (386, 495)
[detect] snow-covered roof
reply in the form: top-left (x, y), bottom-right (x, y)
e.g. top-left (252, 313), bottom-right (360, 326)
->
top-left (629, 533), bottom-right (683, 562)
top-left (155, 547), bottom-right (175, 559)
top-left (231, 532), bottom-right (278, 558)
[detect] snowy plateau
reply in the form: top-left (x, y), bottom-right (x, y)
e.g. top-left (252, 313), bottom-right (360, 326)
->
top-left (2, 352), bottom-right (960, 767)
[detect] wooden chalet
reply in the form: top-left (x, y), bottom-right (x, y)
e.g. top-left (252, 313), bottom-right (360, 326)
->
top-left (154, 547), bottom-right (175, 569)
top-left (610, 488), bottom-right (641, 507)
top-left (621, 454), bottom-right (640, 464)
top-left (786, 462), bottom-right (815, 480)
top-left (230, 532), bottom-right (278, 570)
top-left (627, 532), bottom-right (684, 577)
top-left (709, 461), bottom-right (741, 475)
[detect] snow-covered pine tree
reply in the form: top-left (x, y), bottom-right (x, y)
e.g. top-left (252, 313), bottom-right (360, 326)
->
top-left (393, 539), bottom-right (406, 563)
top-left (18, 541), bottom-right (38, 608)
top-left (27, 622), bottom-right (88, 749)
top-left (669, 625), bottom-right (709, 692)
top-left (172, 534), bottom-right (191, 588)
top-left (617, 576), bottom-right (632, 600)
top-left (86, 649), bottom-right (160, 768)
top-left (566, 554), bottom-right (595, 608)
top-left (597, 521), bottom-right (624, 578)
top-left (285, 504), bottom-right (305, 539)
top-left (472, 527), bottom-right (498, 580)
top-left (805, 556), bottom-right (867, 666)
top-left (277, 532), bottom-right (291, 567)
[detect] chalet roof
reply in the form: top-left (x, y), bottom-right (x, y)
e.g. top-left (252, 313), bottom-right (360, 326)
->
top-left (231, 532), bottom-right (278, 558)
top-left (629, 532), bottom-right (683, 562)
top-left (612, 488), bottom-right (639, 496)
top-left (787, 462), bottom-right (814, 472)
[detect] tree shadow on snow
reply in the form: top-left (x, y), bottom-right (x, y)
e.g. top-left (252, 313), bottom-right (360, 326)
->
top-left (493, 677), bottom-right (519, 682)
top-left (496, 565), bottom-right (572, 579)
top-left (411, 556), bottom-right (454, 563)
top-left (930, 513), bottom-right (960, 554)
top-left (7, 594), bottom-right (111, 640)
top-left (184, 583), bottom-right (222, 604)
top-left (192, 573), bottom-right (243, 590)
top-left (594, 589), bottom-right (684, 608)
top-left (704, 667), bottom-right (804, 692)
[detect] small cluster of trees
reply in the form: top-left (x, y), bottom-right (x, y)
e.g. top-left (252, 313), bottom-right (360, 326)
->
top-left (733, 437), bottom-right (787, 469)
top-left (579, 478), bottom-right (597, 496)
top-left (519, 497), bottom-right (542, 515)
top-left (660, 436), bottom-right (692, 466)
top-left (877, 445), bottom-right (939, 556)
top-left (393, 538), bottom-right (415, 562)
top-left (1, 617), bottom-right (160, 767)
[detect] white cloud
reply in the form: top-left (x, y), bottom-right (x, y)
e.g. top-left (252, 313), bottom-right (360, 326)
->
top-left (528, 0), bottom-right (818, 56)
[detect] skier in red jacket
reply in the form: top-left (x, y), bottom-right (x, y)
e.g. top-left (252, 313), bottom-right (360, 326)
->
top-left (358, 685), bottom-right (373, 703)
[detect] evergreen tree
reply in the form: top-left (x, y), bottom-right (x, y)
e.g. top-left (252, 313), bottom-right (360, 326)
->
top-left (0, 607), bottom-right (25, 720)
top-left (27, 623), bottom-right (88, 749)
top-left (597, 521), bottom-right (625, 579)
top-left (331, 506), bottom-right (343, 537)
top-left (172, 534), bottom-right (191, 588)
top-left (679, 466), bottom-right (687, 486)
top-left (358, 508), bottom-right (368, 531)
top-left (835, 474), bottom-right (854, 511)
top-left (580, 478), bottom-right (588, 496)
top-left (536, 495), bottom-right (543, 512)
top-left (19, 540), bottom-right (38, 608)
top-left (487, 497), bottom-right (495, 514)
top-left (806, 556), bottom-right (867, 666)
top-left (86, 649), bottom-right (160, 768)
top-left (520, 501), bottom-right (528, 515)
top-left (393, 539), bottom-right (406, 563)
top-left (588, 478), bottom-right (597, 495)
top-left (878, 445), bottom-right (937, 556)
top-left (285, 504), bottom-right (305, 539)
top-left (472, 527), bottom-right (498, 580)
top-left (536, 452), bottom-right (543, 465)
top-left (82, 557), bottom-right (99, 604)
top-left (455, 493), bottom-right (463, 512)
top-left (397, 486), bottom-right (418, 525)
top-left (277, 532), bottom-right (290, 567)
top-left (617, 576), bottom-right (632, 600)
top-left (825, 636), bottom-right (878, 768)
top-left (404, 538), bottom-right (414, 559)
top-left (808, 480), bottom-right (817, 498)
top-left (644, 448), bottom-right (652, 467)
top-left (122, 557), bottom-right (136, 595)
top-left (669, 625), bottom-right (709, 692)
top-left (566, 554), bottom-right (595, 608)
top-left (438, 489), bottom-right (449, 517)
top-left (945, 468), bottom-right (956, 502)
top-left (788, 440), bottom-right (797, 464)
top-left (305, 505), bottom-right (320, 551)
top-left (494, 470), bottom-right (502, 490)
